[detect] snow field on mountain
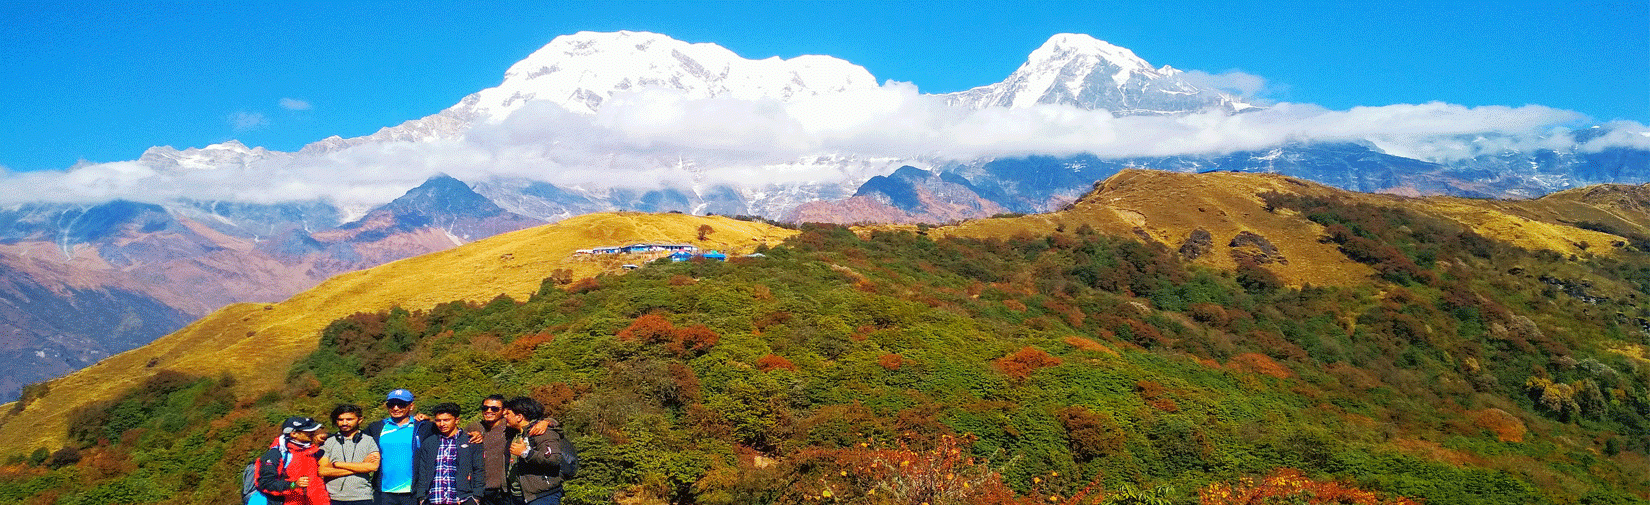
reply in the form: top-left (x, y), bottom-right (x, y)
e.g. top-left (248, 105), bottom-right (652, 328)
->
top-left (2, 31), bottom-right (1645, 214)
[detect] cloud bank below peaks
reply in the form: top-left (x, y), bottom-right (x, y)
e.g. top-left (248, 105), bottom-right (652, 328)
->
top-left (3, 80), bottom-right (1642, 208)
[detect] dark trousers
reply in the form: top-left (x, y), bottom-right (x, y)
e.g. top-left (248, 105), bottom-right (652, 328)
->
top-left (480, 488), bottom-right (514, 505)
top-left (378, 492), bottom-right (418, 505)
top-left (525, 492), bottom-right (561, 505)
top-left (334, 501), bottom-right (373, 505)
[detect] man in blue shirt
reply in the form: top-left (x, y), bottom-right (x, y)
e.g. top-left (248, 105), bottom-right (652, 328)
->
top-left (363, 388), bottom-right (434, 505)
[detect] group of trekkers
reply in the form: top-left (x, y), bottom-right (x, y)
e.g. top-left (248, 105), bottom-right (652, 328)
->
top-left (248, 389), bottom-right (577, 505)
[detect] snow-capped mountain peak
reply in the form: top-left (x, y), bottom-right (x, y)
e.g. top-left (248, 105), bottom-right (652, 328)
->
top-left (137, 139), bottom-right (285, 172)
top-left (458, 30), bottom-right (878, 121)
top-left (1030, 33), bottom-right (1154, 80)
top-left (944, 33), bottom-right (1251, 116)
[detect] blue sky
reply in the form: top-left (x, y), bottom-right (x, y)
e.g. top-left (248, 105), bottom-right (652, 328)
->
top-left (2, 1), bottom-right (1646, 172)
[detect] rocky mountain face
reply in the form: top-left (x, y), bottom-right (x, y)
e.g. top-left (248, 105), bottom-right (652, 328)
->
top-left (785, 166), bottom-right (1009, 224)
top-left (0, 176), bottom-right (538, 401)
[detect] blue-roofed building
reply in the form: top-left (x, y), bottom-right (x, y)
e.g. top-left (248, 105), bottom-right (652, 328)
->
top-left (669, 251), bottom-right (693, 262)
top-left (703, 250), bottom-right (727, 261)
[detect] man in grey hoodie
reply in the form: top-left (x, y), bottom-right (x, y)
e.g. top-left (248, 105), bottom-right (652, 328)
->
top-left (319, 404), bottom-right (379, 505)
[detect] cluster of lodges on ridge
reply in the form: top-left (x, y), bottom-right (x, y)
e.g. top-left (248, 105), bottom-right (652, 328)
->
top-left (574, 242), bottom-right (741, 264)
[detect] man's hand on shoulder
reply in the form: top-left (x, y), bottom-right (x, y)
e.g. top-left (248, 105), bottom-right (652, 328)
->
top-left (527, 417), bottom-right (558, 436)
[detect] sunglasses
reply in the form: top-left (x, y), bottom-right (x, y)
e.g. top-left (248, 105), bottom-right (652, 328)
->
top-left (483, 406), bottom-right (503, 412)
top-left (385, 400), bottom-right (411, 409)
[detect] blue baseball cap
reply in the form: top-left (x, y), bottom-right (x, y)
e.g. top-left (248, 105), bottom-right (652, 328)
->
top-left (386, 389), bottom-right (415, 402)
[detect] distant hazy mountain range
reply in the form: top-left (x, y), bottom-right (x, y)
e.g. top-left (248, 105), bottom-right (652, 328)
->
top-left (1, 30), bottom-right (1644, 401)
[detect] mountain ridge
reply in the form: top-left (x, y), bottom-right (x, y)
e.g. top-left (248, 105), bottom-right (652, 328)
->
top-left (0, 212), bottom-right (796, 452)
top-left (6, 170), bottom-right (1647, 454)
top-left (2, 30), bottom-right (1647, 403)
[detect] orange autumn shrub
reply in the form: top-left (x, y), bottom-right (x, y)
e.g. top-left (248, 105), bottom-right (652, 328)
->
top-left (1469, 408), bottom-right (1526, 442)
top-left (756, 353), bottom-right (796, 372)
top-left (995, 346), bottom-right (1063, 381)
top-left (1230, 352), bottom-right (1294, 379)
top-left (502, 331), bottom-right (554, 361)
top-left (789, 434), bottom-right (1105, 505)
top-left (616, 313), bottom-right (719, 357)
top-left (1062, 336), bottom-right (1119, 357)
top-left (672, 324), bottom-right (721, 356)
top-left (1199, 468), bottom-right (1420, 505)
top-left (878, 353), bottom-right (904, 370)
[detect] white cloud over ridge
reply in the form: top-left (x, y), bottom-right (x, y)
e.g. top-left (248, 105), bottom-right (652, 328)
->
top-left (279, 98), bottom-right (312, 111)
top-left (3, 82), bottom-right (1644, 209)
top-left (1180, 70), bottom-right (1273, 100)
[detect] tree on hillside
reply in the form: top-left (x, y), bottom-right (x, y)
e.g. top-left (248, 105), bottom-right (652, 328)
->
top-left (698, 224), bottom-right (715, 241)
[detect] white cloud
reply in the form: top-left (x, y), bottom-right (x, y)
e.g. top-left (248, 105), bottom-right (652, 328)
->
top-left (229, 111), bottom-right (269, 131)
top-left (279, 98), bottom-right (312, 111)
top-left (3, 82), bottom-right (1639, 210)
top-left (1578, 121), bottom-right (1650, 153)
top-left (1181, 70), bottom-right (1273, 99)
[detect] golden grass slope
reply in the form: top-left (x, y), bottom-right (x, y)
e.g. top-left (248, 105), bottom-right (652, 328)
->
top-left (939, 170), bottom-right (1643, 288)
top-left (0, 213), bottom-right (795, 455)
top-left (938, 170), bottom-right (1376, 287)
top-left (6, 172), bottom-right (1646, 454)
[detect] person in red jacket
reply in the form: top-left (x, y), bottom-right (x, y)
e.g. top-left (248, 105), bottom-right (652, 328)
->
top-left (255, 416), bottom-right (332, 505)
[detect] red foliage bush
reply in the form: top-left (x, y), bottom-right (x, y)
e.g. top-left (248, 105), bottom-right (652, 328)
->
top-left (672, 325), bottom-right (720, 356)
top-left (1199, 468), bottom-right (1420, 504)
top-left (878, 353), bottom-right (904, 371)
top-left (1043, 300), bottom-right (1086, 327)
top-left (1135, 380), bottom-right (1181, 412)
top-left (994, 346), bottom-right (1063, 381)
top-left (668, 362), bottom-right (702, 404)
top-left (502, 331), bottom-right (554, 361)
top-left (566, 277), bottom-right (601, 294)
top-left (1231, 353), bottom-right (1295, 379)
top-left (1057, 406), bottom-right (1125, 461)
top-left (617, 314), bottom-right (719, 357)
top-left (1189, 303), bottom-right (1231, 327)
top-left (1063, 336), bottom-right (1119, 357)
top-left (788, 433), bottom-right (1105, 505)
top-left (618, 313), bottom-right (675, 344)
top-left (753, 311), bottom-right (792, 331)
top-left (756, 354), bottom-right (796, 372)
top-left (1469, 408), bottom-right (1527, 442)
top-left (531, 382), bottom-right (583, 420)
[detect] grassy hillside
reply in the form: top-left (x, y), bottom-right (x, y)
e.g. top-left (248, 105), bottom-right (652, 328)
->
top-left (0, 212), bottom-right (795, 454)
top-left (5, 172), bottom-right (1650, 504)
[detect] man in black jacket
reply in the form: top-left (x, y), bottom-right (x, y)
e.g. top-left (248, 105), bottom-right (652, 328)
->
top-left (415, 402), bottom-right (485, 505)
top-left (502, 397), bottom-right (576, 505)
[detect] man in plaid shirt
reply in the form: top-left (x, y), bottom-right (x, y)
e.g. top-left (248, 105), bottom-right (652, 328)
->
top-left (415, 403), bottom-right (485, 505)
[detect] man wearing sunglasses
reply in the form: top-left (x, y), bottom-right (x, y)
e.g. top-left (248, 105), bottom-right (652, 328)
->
top-left (462, 395), bottom-right (512, 505)
top-left (363, 389), bottom-right (434, 505)
top-left (464, 395), bottom-right (557, 505)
